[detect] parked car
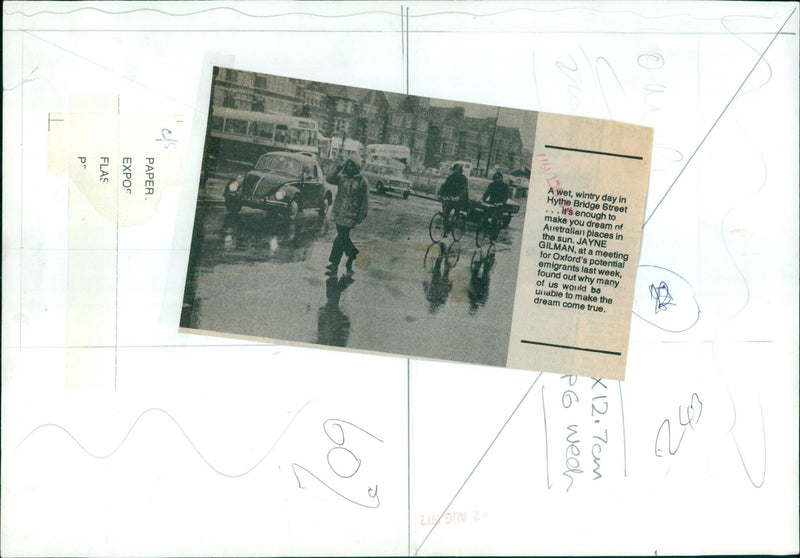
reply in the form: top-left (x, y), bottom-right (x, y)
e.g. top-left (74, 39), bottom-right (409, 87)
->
top-left (465, 198), bottom-right (520, 229)
top-left (223, 151), bottom-right (335, 221)
top-left (362, 159), bottom-right (413, 198)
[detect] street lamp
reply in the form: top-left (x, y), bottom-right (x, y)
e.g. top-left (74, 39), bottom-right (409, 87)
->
top-left (486, 106), bottom-right (500, 177)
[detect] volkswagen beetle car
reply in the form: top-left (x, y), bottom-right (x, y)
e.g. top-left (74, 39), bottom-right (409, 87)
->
top-left (361, 159), bottom-right (413, 199)
top-left (223, 151), bottom-right (335, 221)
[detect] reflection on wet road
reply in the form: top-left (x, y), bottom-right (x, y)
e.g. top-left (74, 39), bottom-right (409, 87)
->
top-left (183, 180), bottom-right (525, 367)
top-left (220, 210), bottom-right (326, 265)
top-left (468, 245), bottom-right (495, 315)
top-left (423, 241), bottom-right (459, 314)
top-left (317, 275), bottom-right (354, 347)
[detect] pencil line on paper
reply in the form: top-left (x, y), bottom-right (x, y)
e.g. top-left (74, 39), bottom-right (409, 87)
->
top-left (415, 372), bottom-right (543, 555)
top-left (619, 381), bottom-right (628, 477)
top-left (532, 51), bottom-right (543, 111)
top-left (14, 401), bottom-right (313, 478)
top-left (4, 6), bottom-right (400, 18)
top-left (407, 357), bottom-right (411, 557)
top-left (5, 4), bottom-right (793, 29)
top-left (405, 6), bottom-right (410, 95)
top-left (642, 7), bottom-right (797, 227)
top-left (5, 29), bottom-right (797, 35)
top-left (115, 102), bottom-right (120, 390)
top-left (521, 339), bottom-right (622, 356)
top-left (400, 5), bottom-right (404, 85)
top-left (23, 31), bottom-right (195, 110)
top-left (544, 144), bottom-right (643, 160)
top-left (20, 31), bottom-right (25, 349)
top-left (542, 385), bottom-right (552, 489)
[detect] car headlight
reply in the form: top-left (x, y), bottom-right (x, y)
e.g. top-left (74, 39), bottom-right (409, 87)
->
top-left (227, 175), bottom-right (242, 193)
top-left (274, 189), bottom-right (286, 201)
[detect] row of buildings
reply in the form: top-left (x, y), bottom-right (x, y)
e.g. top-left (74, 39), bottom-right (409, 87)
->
top-left (212, 67), bottom-right (531, 174)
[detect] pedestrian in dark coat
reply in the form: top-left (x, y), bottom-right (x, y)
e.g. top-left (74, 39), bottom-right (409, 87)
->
top-left (326, 158), bottom-right (369, 275)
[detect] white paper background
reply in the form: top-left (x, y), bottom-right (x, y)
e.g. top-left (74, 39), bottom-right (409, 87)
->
top-left (3, 1), bottom-right (798, 556)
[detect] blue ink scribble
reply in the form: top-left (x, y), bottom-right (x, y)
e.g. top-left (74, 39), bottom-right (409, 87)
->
top-left (156, 128), bottom-right (177, 149)
top-left (649, 281), bottom-right (675, 313)
top-left (633, 265), bottom-right (700, 332)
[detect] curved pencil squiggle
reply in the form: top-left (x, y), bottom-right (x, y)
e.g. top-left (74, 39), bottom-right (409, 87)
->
top-left (709, 16), bottom-right (773, 489)
top-left (14, 400), bottom-right (312, 478)
top-left (3, 5), bottom-right (768, 23)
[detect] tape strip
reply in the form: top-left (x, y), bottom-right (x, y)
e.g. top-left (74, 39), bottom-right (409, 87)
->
top-left (48, 95), bottom-right (183, 388)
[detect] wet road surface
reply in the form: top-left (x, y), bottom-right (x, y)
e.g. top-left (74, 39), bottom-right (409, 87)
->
top-left (182, 179), bottom-right (526, 367)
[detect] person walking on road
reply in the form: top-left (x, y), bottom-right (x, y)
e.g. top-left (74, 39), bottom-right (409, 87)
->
top-left (437, 163), bottom-right (469, 237)
top-left (326, 158), bottom-right (369, 276)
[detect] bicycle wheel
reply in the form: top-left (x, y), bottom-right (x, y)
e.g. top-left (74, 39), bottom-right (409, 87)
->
top-left (489, 216), bottom-right (502, 243)
top-left (450, 212), bottom-right (466, 242)
top-left (429, 212), bottom-right (446, 242)
top-left (490, 224), bottom-right (500, 243)
top-left (424, 242), bottom-right (443, 270)
top-left (445, 243), bottom-right (461, 268)
top-left (476, 219), bottom-right (492, 247)
top-left (470, 249), bottom-right (482, 272)
top-left (484, 244), bottom-right (496, 270)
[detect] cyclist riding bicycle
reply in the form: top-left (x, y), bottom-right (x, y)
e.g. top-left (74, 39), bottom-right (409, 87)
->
top-left (480, 171), bottom-right (510, 225)
top-left (437, 163), bottom-right (469, 237)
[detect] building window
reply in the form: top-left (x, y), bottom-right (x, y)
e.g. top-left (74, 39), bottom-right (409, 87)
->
top-left (212, 88), bottom-right (225, 107)
top-left (335, 99), bottom-right (354, 114)
top-left (223, 90), bottom-right (236, 108)
top-left (334, 118), bottom-right (350, 134)
top-left (290, 129), bottom-right (310, 146)
top-left (305, 92), bottom-right (322, 108)
top-left (224, 118), bottom-right (248, 136)
top-left (249, 122), bottom-right (274, 139)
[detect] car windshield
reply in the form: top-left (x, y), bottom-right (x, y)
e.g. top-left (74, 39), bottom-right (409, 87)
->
top-left (254, 154), bottom-right (304, 176)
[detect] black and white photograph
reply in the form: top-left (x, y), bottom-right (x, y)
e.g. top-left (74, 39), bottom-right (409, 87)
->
top-left (181, 67), bottom-right (538, 366)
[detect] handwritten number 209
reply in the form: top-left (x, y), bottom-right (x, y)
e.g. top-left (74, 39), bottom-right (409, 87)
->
top-left (292, 419), bottom-right (383, 508)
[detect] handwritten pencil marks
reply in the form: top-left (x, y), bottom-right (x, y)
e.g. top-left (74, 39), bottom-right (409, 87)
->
top-left (292, 417), bottom-right (384, 508)
top-left (14, 402), bottom-right (312, 478)
top-left (541, 374), bottom-right (626, 493)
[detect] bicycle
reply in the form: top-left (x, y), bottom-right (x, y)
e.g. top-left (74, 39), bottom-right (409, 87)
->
top-left (429, 196), bottom-right (466, 242)
top-left (475, 202), bottom-right (503, 247)
top-left (424, 240), bottom-right (461, 271)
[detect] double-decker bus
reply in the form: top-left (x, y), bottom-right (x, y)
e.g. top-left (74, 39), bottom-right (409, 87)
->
top-left (205, 107), bottom-right (320, 168)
